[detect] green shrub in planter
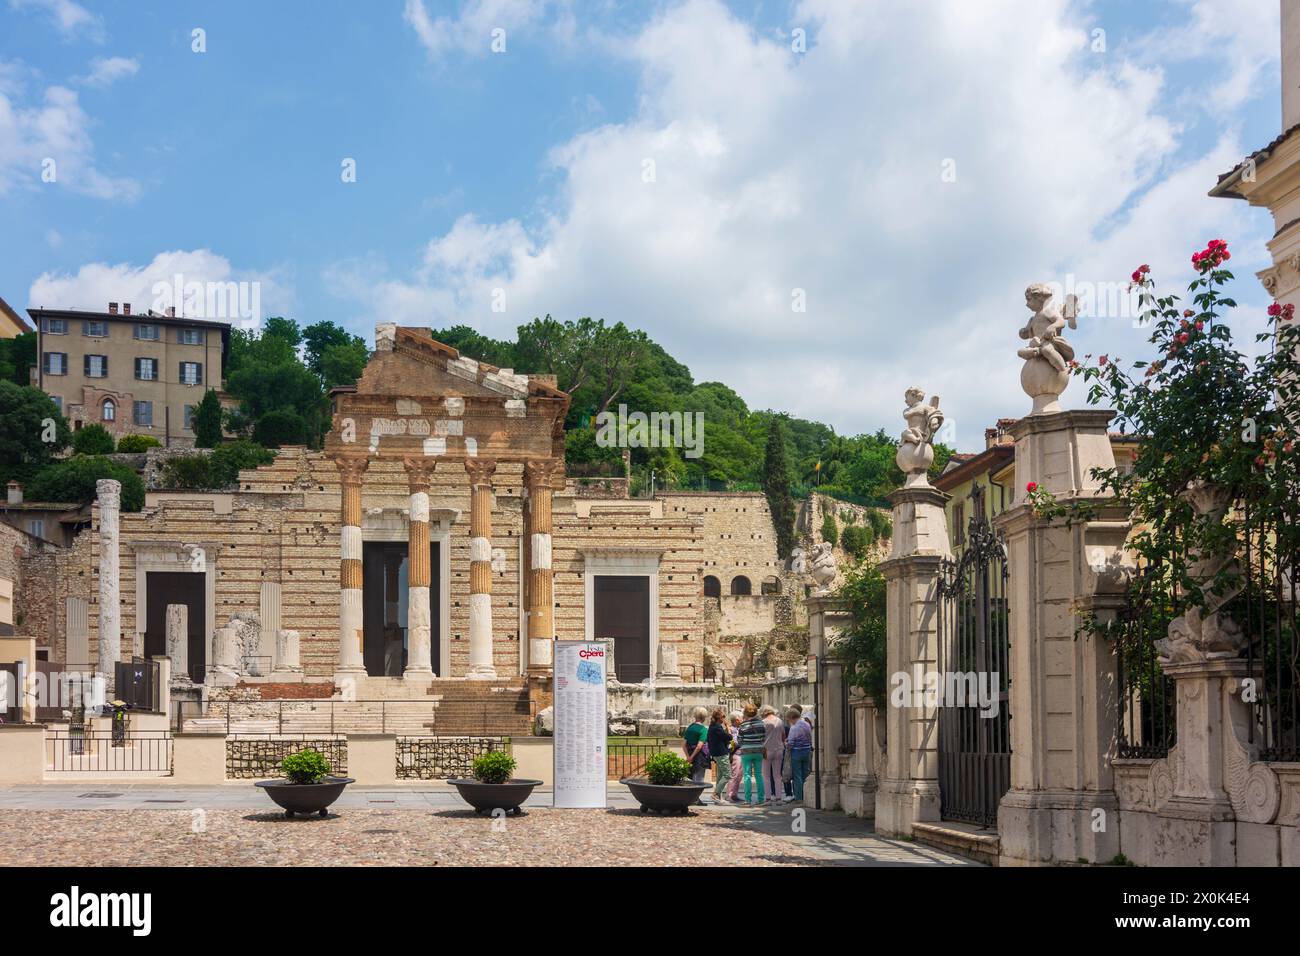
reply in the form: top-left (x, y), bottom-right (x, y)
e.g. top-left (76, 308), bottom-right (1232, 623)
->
top-left (644, 751), bottom-right (691, 786)
top-left (471, 750), bottom-right (517, 785)
top-left (281, 747), bottom-right (331, 784)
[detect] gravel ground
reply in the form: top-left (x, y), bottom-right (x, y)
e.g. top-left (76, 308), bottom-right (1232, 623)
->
top-left (0, 807), bottom-right (831, 867)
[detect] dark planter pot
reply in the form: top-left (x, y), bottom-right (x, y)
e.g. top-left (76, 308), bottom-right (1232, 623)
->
top-left (620, 778), bottom-right (710, 814)
top-left (447, 778), bottom-right (542, 815)
top-left (254, 777), bottom-right (355, 818)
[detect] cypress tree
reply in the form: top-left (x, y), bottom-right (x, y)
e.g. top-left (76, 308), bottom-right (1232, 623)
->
top-left (762, 416), bottom-right (797, 560)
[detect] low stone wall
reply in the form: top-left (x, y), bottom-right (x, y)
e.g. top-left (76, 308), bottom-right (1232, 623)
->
top-left (396, 736), bottom-right (501, 779)
top-left (225, 736), bottom-right (347, 779)
top-left (1112, 759), bottom-right (1300, 866)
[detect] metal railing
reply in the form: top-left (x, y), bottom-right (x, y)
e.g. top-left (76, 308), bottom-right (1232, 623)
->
top-left (606, 739), bottom-right (677, 779)
top-left (174, 697), bottom-right (527, 736)
top-left (46, 730), bottom-right (173, 774)
top-left (1241, 498), bottom-right (1299, 762)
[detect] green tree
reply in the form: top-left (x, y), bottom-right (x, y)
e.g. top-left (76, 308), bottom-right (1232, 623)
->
top-left (841, 524), bottom-right (870, 559)
top-left (72, 423), bottom-right (115, 455)
top-left (192, 389), bottom-right (224, 448)
top-left (762, 416), bottom-right (797, 560)
top-left (319, 340), bottom-right (368, 390)
top-left (820, 510), bottom-right (839, 547)
top-left (0, 381), bottom-right (70, 487)
top-left (301, 321), bottom-right (363, 377)
top-left (261, 316), bottom-right (303, 349)
top-left (224, 332), bottom-right (327, 446)
top-left (832, 562), bottom-right (888, 703)
top-left (116, 434), bottom-right (161, 453)
top-left (28, 456), bottom-right (144, 511)
top-left (253, 407), bottom-right (311, 447)
top-left (0, 331), bottom-right (37, 387)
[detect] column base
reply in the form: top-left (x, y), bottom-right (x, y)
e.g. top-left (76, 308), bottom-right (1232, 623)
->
top-left (996, 788), bottom-right (1120, 866)
top-left (875, 777), bottom-right (915, 837)
top-left (912, 779), bottom-right (941, 823)
top-left (402, 666), bottom-right (435, 680)
top-left (466, 664), bottom-right (498, 680)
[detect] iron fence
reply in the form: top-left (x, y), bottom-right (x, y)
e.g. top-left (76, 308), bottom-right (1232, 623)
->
top-left (46, 730), bottom-right (173, 773)
top-left (606, 739), bottom-right (676, 779)
top-left (936, 484), bottom-right (1011, 828)
top-left (396, 737), bottom-right (503, 779)
top-left (837, 678), bottom-right (856, 755)
top-left (1114, 557), bottom-right (1177, 759)
top-left (1241, 498), bottom-right (1300, 762)
top-left (173, 698), bottom-right (516, 736)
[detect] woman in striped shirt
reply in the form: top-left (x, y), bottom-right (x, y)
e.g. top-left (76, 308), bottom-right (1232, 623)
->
top-left (736, 702), bottom-right (768, 806)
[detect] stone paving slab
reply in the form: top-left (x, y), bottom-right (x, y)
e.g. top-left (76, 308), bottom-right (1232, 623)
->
top-left (0, 786), bottom-right (979, 867)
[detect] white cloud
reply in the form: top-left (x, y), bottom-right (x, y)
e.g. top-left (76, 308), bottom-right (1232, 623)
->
top-left (0, 64), bottom-right (139, 199)
top-left (354, 0), bottom-right (1277, 448)
top-left (403, 0), bottom-right (546, 58)
top-left (8, 0), bottom-right (104, 41)
top-left (78, 55), bottom-right (139, 88)
top-left (27, 250), bottom-right (295, 328)
top-left (1154, 0), bottom-right (1280, 113)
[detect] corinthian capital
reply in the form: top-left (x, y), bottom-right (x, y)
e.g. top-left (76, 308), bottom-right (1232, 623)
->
top-left (403, 456), bottom-right (437, 493)
top-left (524, 458), bottom-right (565, 491)
top-left (464, 457), bottom-right (497, 488)
top-left (334, 455), bottom-right (370, 485)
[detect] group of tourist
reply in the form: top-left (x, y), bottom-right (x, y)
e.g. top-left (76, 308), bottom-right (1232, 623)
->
top-left (681, 702), bottom-right (814, 806)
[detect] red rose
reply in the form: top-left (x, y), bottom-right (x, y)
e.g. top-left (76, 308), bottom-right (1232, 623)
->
top-left (1026, 482), bottom-right (1037, 492)
top-left (1179, 332), bottom-right (1189, 343)
top-left (1099, 355), bottom-right (1108, 365)
top-left (1183, 309), bottom-right (1195, 318)
top-left (1269, 303), bottom-right (1282, 316)
top-left (1195, 321), bottom-right (1204, 331)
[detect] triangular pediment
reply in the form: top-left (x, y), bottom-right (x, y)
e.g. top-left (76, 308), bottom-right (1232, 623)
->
top-left (323, 325), bottom-right (570, 462)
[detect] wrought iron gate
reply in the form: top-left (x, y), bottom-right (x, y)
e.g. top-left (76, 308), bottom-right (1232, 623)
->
top-left (937, 485), bottom-right (1011, 828)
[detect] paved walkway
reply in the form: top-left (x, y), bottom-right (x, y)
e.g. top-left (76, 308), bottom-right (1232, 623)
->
top-left (0, 784), bottom-right (977, 867)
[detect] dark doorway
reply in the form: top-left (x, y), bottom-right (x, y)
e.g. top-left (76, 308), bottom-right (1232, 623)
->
top-left (362, 540), bottom-right (441, 677)
top-left (145, 571), bottom-right (205, 682)
top-left (594, 575), bottom-right (650, 683)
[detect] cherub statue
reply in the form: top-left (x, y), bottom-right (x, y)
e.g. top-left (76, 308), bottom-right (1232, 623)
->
top-left (900, 387), bottom-right (943, 447)
top-left (809, 541), bottom-right (838, 595)
top-left (896, 387), bottom-right (943, 487)
top-left (1017, 284), bottom-right (1079, 372)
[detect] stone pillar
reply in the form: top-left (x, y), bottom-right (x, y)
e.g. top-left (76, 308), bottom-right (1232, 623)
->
top-left (654, 643), bottom-right (682, 685)
top-left (993, 409), bottom-right (1125, 866)
top-left (874, 485), bottom-right (950, 836)
top-left (275, 629), bottom-right (302, 673)
top-left (165, 603), bottom-right (189, 683)
top-left (807, 595), bottom-right (852, 811)
top-left (96, 479), bottom-right (121, 689)
top-left (335, 456), bottom-right (369, 678)
top-left (465, 457), bottom-right (497, 679)
top-left (404, 458), bottom-right (436, 678)
top-left (524, 460), bottom-right (560, 676)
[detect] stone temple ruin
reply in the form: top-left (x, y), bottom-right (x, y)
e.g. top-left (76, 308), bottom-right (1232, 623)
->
top-left (16, 326), bottom-right (890, 737)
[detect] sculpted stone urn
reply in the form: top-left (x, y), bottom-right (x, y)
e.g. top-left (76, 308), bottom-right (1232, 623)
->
top-left (1020, 359), bottom-right (1071, 415)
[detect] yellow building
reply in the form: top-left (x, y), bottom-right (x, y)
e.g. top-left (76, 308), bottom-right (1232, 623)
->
top-left (0, 296), bottom-right (33, 339)
top-left (935, 418), bottom-right (1137, 555)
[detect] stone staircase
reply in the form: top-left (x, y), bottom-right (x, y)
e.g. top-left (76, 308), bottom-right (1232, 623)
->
top-left (424, 680), bottom-right (532, 736)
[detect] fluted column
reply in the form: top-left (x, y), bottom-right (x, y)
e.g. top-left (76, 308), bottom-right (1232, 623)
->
top-left (465, 457), bottom-right (497, 679)
top-left (404, 457), bottom-right (436, 678)
top-left (335, 456), bottom-right (369, 676)
top-left (96, 479), bottom-right (121, 689)
top-left (525, 459), bottom-right (561, 675)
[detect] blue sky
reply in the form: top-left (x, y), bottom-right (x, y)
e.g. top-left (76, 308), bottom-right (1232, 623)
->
top-left (0, 0), bottom-right (1285, 448)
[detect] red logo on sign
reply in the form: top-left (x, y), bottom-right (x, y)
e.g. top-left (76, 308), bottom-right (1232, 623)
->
top-left (579, 649), bottom-right (604, 658)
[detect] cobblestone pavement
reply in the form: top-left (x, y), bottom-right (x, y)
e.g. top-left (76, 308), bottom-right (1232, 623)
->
top-left (0, 786), bottom-right (978, 867)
